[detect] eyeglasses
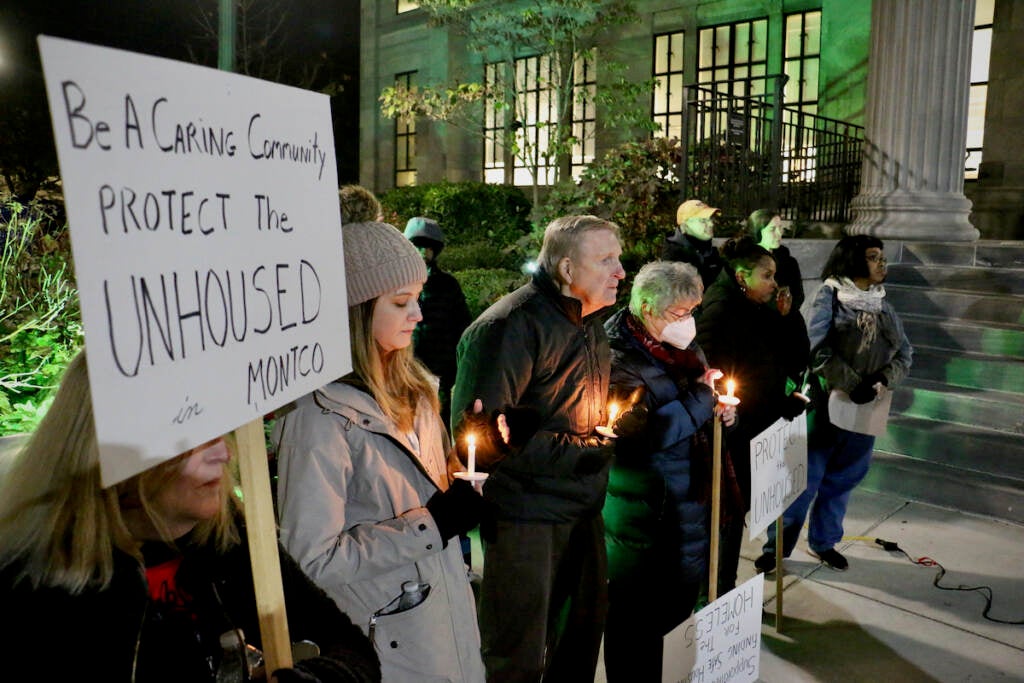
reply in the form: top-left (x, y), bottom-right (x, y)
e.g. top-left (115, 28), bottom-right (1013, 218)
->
top-left (866, 254), bottom-right (888, 264)
top-left (663, 307), bottom-right (694, 322)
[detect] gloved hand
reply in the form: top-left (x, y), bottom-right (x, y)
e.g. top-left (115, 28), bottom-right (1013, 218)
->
top-left (574, 438), bottom-right (615, 475)
top-left (499, 405), bottom-right (543, 448)
top-left (848, 380), bottom-right (878, 405)
top-left (612, 402), bottom-right (649, 438)
top-left (453, 402), bottom-right (506, 470)
top-left (780, 393), bottom-right (808, 420)
top-left (426, 479), bottom-right (484, 544)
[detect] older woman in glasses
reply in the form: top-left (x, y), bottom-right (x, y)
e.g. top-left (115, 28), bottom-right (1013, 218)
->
top-left (600, 261), bottom-right (735, 683)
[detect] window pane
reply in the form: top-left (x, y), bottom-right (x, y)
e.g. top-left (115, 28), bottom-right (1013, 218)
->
top-left (397, 1), bottom-right (418, 14)
top-left (670, 33), bottom-right (684, 72)
top-left (803, 59), bottom-right (819, 101)
top-left (967, 84), bottom-right (987, 149)
top-left (785, 15), bottom-right (803, 58)
top-left (975, 0), bottom-right (994, 25)
top-left (971, 28), bottom-right (992, 82)
top-left (669, 74), bottom-right (684, 110)
top-left (699, 28), bottom-right (715, 68)
top-left (805, 11), bottom-right (821, 54)
top-left (655, 35), bottom-right (669, 74)
top-left (735, 23), bottom-right (750, 62)
top-left (751, 20), bottom-right (767, 62)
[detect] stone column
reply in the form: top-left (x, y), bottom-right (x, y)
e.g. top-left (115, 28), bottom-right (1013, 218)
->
top-left (968, 0), bottom-right (1024, 240)
top-left (848, 0), bottom-right (979, 241)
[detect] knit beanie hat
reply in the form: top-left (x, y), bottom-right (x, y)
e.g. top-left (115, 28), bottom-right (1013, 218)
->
top-left (342, 221), bottom-right (428, 306)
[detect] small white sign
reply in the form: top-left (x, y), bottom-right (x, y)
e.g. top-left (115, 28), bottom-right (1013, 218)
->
top-left (662, 574), bottom-right (764, 683)
top-left (748, 415), bottom-right (808, 539)
top-left (38, 36), bottom-right (350, 486)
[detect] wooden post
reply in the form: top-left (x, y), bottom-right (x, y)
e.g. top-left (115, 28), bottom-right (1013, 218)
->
top-left (775, 515), bottom-right (784, 633)
top-left (235, 418), bottom-right (293, 674)
top-left (709, 413), bottom-right (723, 603)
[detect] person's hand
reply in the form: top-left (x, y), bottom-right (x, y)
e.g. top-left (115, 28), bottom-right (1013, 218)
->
top-left (454, 399), bottom-right (506, 469)
top-left (497, 405), bottom-right (543, 448)
top-left (848, 380), bottom-right (878, 404)
top-left (715, 402), bottom-right (737, 427)
top-left (425, 479), bottom-right (484, 543)
top-left (698, 368), bottom-right (723, 388)
top-left (776, 286), bottom-right (793, 316)
top-left (780, 392), bottom-right (808, 420)
top-left (612, 402), bottom-right (648, 438)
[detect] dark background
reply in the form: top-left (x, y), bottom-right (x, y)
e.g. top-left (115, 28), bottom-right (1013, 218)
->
top-left (0, 0), bottom-right (362, 196)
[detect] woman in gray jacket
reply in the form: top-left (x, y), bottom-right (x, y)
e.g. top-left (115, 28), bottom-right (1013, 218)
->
top-left (275, 220), bottom-right (486, 682)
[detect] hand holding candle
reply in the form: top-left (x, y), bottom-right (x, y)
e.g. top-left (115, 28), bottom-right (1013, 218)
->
top-left (596, 401), bottom-right (620, 438)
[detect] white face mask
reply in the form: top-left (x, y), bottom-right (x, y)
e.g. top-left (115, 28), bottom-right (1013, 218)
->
top-left (660, 316), bottom-right (697, 350)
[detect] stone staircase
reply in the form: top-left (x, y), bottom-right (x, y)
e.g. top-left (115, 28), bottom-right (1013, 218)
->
top-left (866, 241), bottom-right (1024, 524)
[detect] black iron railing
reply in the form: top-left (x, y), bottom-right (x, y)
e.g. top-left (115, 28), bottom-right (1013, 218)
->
top-left (680, 75), bottom-right (864, 225)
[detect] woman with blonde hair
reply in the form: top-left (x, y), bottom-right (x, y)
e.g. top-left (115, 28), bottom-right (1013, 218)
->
top-left (275, 221), bottom-right (486, 683)
top-left (0, 352), bottom-right (380, 682)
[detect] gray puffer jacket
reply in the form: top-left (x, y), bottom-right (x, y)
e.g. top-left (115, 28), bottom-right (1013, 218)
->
top-left (275, 380), bottom-right (484, 683)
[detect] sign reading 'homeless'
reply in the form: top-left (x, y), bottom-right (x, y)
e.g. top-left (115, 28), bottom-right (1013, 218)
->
top-left (39, 36), bottom-right (350, 487)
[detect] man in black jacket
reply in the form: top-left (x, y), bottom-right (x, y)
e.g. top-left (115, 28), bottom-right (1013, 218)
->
top-left (452, 215), bottom-right (625, 683)
top-left (404, 216), bottom-right (472, 428)
top-left (662, 198), bottom-right (724, 289)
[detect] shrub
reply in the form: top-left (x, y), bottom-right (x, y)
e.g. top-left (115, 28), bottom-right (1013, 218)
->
top-left (540, 137), bottom-right (684, 274)
top-left (0, 198), bottom-right (82, 435)
top-left (380, 181), bottom-right (532, 246)
top-left (452, 267), bottom-right (529, 320)
top-left (439, 240), bottom-right (528, 272)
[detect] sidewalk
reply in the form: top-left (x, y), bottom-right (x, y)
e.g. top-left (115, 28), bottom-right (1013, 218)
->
top-left (582, 489), bottom-right (1024, 682)
top-left (747, 489), bottom-right (1024, 682)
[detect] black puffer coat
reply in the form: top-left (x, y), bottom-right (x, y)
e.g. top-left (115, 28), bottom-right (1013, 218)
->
top-left (413, 265), bottom-right (472, 400)
top-left (451, 268), bottom-right (613, 523)
top-left (695, 268), bottom-right (810, 497)
top-left (0, 521), bottom-right (380, 682)
top-left (662, 230), bottom-right (725, 289)
top-left (601, 309), bottom-right (715, 585)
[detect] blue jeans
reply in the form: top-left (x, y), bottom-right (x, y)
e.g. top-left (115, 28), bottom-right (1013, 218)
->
top-left (765, 425), bottom-right (875, 555)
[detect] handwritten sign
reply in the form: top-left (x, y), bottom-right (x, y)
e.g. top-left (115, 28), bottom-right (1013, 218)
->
top-left (38, 36), bottom-right (350, 486)
top-left (748, 415), bottom-right (808, 539)
top-left (662, 574), bottom-right (764, 683)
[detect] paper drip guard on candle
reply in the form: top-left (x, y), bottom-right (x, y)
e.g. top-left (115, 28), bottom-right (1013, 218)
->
top-left (718, 379), bottom-right (740, 407)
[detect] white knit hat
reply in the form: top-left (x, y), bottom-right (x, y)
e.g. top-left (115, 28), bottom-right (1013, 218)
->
top-left (342, 221), bottom-right (427, 306)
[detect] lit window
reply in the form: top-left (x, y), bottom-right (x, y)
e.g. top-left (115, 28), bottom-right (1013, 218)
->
top-left (483, 51), bottom-right (595, 185)
top-left (394, 71), bottom-right (417, 187)
top-left (652, 31), bottom-right (685, 141)
top-left (966, 0), bottom-right (994, 180)
top-left (397, 1), bottom-right (419, 14)
top-left (698, 18), bottom-right (768, 97)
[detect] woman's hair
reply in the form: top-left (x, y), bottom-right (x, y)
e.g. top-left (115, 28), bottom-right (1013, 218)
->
top-left (820, 234), bottom-right (885, 280)
top-left (628, 261), bottom-right (703, 318)
top-left (349, 298), bottom-right (440, 432)
top-left (720, 235), bottom-right (774, 277)
top-left (537, 215), bottom-right (621, 278)
top-left (0, 352), bottom-right (238, 594)
top-left (746, 209), bottom-right (780, 242)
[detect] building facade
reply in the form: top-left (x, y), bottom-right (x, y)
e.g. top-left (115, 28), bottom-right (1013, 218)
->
top-left (359, 0), bottom-right (1022, 241)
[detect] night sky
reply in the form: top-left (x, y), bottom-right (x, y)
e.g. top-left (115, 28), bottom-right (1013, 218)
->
top-left (0, 0), bottom-right (362, 183)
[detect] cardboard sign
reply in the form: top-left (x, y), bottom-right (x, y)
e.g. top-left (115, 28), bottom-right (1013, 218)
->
top-left (38, 36), bottom-right (350, 486)
top-left (748, 415), bottom-right (808, 539)
top-left (662, 574), bottom-right (764, 683)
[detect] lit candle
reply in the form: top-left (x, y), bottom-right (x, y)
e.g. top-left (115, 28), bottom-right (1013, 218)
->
top-left (467, 434), bottom-right (477, 475)
top-left (606, 402), bottom-right (620, 429)
top-left (726, 380), bottom-right (735, 399)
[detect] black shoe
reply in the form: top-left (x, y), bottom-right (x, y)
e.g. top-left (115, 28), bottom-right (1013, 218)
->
top-left (754, 552), bottom-right (777, 574)
top-left (811, 548), bottom-right (849, 571)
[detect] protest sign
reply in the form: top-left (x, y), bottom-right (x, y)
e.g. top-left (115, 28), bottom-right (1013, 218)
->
top-left (748, 415), bottom-right (808, 539)
top-left (38, 36), bottom-right (349, 487)
top-left (662, 574), bottom-right (764, 683)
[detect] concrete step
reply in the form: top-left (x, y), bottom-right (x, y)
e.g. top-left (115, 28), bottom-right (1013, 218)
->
top-left (863, 450), bottom-right (1024, 525)
top-left (876, 415), bottom-right (1024, 480)
top-left (901, 314), bottom-right (1024, 357)
top-left (910, 345), bottom-right (1024, 395)
top-left (885, 285), bottom-right (1024, 326)
top-left (885, 264), bottom-right (1024, 296)
top-left (892, 378), bottom-right (1024, 435)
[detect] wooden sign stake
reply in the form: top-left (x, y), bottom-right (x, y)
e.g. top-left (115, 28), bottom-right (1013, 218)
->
top-left (236, 417), bottom-right (293, 674)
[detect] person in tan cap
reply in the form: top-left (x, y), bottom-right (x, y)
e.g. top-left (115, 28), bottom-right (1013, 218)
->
top-left (662, 199), bottom-right (724, 289)
top-left (275, 221), bottom-right (486, 682)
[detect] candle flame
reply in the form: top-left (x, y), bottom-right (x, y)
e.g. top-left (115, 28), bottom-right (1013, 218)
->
top-left (726, 379), bottom-right (735, 398)
top-left (467, 434), bottom-right (476, 449)
top-left (607, 402), bottom-right (620, 428)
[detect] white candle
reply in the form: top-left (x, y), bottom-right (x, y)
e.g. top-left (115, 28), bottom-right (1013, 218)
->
top-left (467, 434), bottom-right (477, 475)
top-left (726, 379), bottom-right (735, 399)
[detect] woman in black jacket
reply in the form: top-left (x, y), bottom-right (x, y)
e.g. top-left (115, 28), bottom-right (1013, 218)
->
top-left (0, 351), bottom-right (380, 683)
top-left (602, 261), bottom-right (736, 682)
top-left (746, 208), bottom-right (805, 312)
top-left (695, 236), bottom-right (810, 595)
